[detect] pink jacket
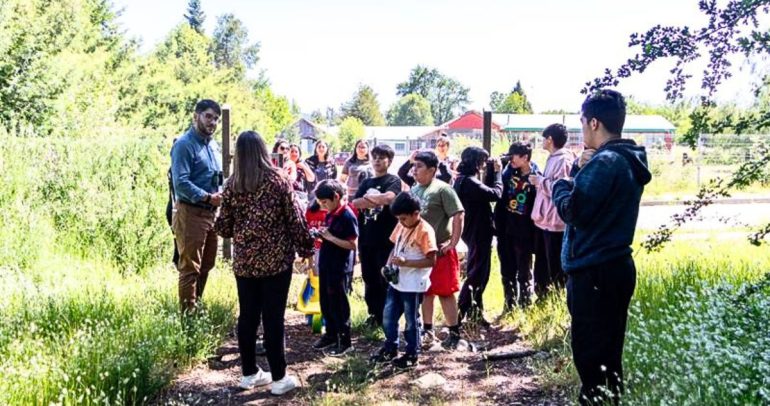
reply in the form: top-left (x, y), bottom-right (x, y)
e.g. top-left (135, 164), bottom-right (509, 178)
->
top-left (531, 148), bottom-right (576, 232)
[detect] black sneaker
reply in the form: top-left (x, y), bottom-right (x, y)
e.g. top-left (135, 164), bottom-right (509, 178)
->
top-left (392, 354), bottom-right (418, 369)
top-left (326, 343), bottom-right (354, 357)
top-left (441, 334), bottom-right (460, 350)
top-left (312, 335), bottom-right (337, 350)
top-left (369, 347), bottom-right (397, 363)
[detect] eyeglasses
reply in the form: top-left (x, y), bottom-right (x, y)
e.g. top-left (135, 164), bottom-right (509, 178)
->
top-left (278, 145), bottom-right (288, 151)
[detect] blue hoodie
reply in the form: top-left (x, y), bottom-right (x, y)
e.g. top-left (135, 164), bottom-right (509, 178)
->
top-left (552, 139), bottom-right (652, 273)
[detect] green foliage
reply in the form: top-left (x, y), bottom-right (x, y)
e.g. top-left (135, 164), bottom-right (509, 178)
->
top-left (210, 13), bottom-right (260, 77)
top-left (396, 65), bottom-right (470, 125)
top-left (184, 0), bottom-right (206, 34)
top-left (490, 81), bottom-right (533, 113)
top-left (338, 116), bottom-right (365, 152)
top-left (386, 93), bottom-right (434, 126)
top-left (0, 134), bottom-right (170, 273)
top-left (340, 84), bottom-right (385, 126)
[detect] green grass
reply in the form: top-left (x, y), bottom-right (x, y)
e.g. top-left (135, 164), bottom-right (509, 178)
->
top-left (0, 250), bottom-right (237, 405)
top-left (505, 240), bottom-right (770, 405)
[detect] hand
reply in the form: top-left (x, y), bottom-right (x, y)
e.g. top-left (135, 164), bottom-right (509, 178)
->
top-left (209, 192), bottom-right (223, 206)
top-left (579, 148), bottom-right (596, 168)
top-left (530, 175), bottom-right (544, 187)
top-left (391, 256), bottom-right (406, 266)
top-left (439, 241), bottom-right (455, 256)
top-left (409, 150), bottom-right (418, 164)
top-left (491, 157), bottom-right (502, 173)
top-left (319, 227), bottom-right (332, 240)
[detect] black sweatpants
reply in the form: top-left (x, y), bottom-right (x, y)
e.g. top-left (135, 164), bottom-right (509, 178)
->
top-left (534, 229), bottom-right (565, 295)
top-left (567, 256), bottom-right (636, 405)
top-left (235, 270), bottom-right (292, 381)
top-left (359, 243), bottom-right (392, 325)
top-left (319, 272), bottom-right (352, 346)
top-left (458, 232), bottom-right (493, 319)
top-left (497, 233), bottom-right (533, 308)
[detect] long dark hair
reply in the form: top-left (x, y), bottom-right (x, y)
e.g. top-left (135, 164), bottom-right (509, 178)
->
top-left (233, 131), bottom-right (277, 193)
top-left (456, 146), bottom-right (489, 176)
top-left (313, 140), bottom-right (330, 161)
top-left (348, 139), bottom-right (370, 164)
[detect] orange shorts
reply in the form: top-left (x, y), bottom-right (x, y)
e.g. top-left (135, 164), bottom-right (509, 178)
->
top-left (425, 248), bottom-right (460, 296)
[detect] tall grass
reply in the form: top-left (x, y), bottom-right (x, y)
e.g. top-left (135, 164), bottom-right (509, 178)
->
top-left (509, 241), bottom-right (770, 405)
top-left (0, 134), bottom-right (237, 405)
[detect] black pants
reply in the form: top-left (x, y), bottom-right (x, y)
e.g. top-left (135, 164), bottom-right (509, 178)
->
top-left (567, 256), bottom-right (636, 405)
top-left (534, 229), bottom-right (565, 295)
top-left (319, 272), bottom-right (352, 346)
top-left (359, 243), bottom-right (392, 325)
top-left (458, 232), bottom-right (493, 319)
top-left (235, 270), bottom-right (292, 380)
top-left (497, 233), bottom-right (533, 309)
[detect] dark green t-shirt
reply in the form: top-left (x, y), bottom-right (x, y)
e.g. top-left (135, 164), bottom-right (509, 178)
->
top-left (411, 180), bottom-right (464, 244)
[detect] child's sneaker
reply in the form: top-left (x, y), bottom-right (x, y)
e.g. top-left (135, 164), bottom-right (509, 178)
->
top-left (369, 347), bottom-right (397, 363)
top-left (270, 374), bottom-right (299, 395)
top-left (312, 334), bottom-right (337, 350)
top-left (392, 354), bottom-right (418, 369)
top-left (441, 333), bottom-right (460, 350)
top-left (326, 343), bottom-right (354, 357)
top-left (420, 329), bottom-right (436, 348)
top-left (238, 369), bottom-right (271, 389)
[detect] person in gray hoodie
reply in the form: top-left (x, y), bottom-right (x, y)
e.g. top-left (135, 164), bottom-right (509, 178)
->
top-left (553, 89), bottom-right (651, 406)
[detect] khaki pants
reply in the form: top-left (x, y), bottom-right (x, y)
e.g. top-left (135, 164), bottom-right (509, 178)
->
top-left (172, 202), bottom-right (218, 312)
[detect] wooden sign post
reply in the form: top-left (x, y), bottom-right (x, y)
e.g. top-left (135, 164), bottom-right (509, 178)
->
top-left (221, 105), bottom-right (232, 260)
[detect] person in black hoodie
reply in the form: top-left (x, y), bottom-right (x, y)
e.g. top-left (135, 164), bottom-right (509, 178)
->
top-left (453, 147), bottom-right (502, 327)
top-left (494, 142), bottom-right (541, 310)
top-left (553, 89), bottom-right (651, 406)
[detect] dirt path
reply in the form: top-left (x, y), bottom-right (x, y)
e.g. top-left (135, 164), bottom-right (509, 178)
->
top-left (152, 309), bottom-right (567, 405)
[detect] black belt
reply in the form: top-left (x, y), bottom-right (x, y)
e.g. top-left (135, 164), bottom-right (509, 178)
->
top-left (178, 200), bottom-right (217, 212)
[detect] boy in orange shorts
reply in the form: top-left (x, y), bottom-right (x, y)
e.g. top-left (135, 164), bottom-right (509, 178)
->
top-left (409, 151), bottom-right (465, 349)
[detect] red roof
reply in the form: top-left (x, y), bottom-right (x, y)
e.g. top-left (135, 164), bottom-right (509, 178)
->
top-left (443, 111), bottom-right (501, 131)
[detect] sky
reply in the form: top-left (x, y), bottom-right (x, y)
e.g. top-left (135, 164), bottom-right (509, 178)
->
top-left (113, 0), bottom-right (762, 115)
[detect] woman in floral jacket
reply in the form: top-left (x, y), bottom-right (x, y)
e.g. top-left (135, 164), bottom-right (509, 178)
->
top-left (214, 130), bottom-right (314, 396)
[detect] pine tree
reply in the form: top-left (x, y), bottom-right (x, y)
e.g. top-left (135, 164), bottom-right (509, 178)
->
top-left (184, 0), bottom-right (206, 34)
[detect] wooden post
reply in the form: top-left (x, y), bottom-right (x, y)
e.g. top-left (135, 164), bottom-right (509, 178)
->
top-left (483, 110), bottom-right (492, 152)
top-left (221, 105), bottom-right (232, 260)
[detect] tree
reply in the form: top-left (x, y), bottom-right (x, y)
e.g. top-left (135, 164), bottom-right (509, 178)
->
top-left (396, 65), bottom-right (470, 125)
top-left (184, 0), bottom-right (206, 34)
top-left (386, 93), bottom-right (434, 126)
top-left (211, 13), bottom-right (260, 76)
top-left (337, 116), bottom-right (365, 152)
top-left (340, 84), bottom-right (385, 126)
top-left (490, 80), bottom-right (533, 113)
top-left (584, 0), bottom-right (770, 249)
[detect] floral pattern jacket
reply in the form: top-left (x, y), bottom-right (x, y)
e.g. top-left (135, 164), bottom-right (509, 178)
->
top-left (214, 171), bottom-right (314, 278)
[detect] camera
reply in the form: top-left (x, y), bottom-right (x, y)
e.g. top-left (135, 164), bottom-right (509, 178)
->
top-left (309, 228), bottom-right (322, 239)
top-left (381, 264), bottom-right (400, 284)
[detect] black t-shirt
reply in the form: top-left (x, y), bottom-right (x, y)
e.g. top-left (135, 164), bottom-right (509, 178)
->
top-left (318, 205), bottom-right (358, 276)
top-left (354, 174), bottom-right (402, 247)
top-left (495, 165), bottom-right (539, 250)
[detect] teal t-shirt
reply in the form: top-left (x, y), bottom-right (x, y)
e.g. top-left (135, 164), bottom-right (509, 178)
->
top-left (411, 180), bottom-right (464, 244)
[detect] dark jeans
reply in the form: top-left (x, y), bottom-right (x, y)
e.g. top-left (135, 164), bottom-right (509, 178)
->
top-left (359, 244), bottom-right (392, 325)
top-left (235, 270), bottom-right (292, 380)
top-left (382, 286), bottom-right (421, 356)
top-left (497, 233), bottom-right (533, 308)
top-left (534, 229), bottom-right (565, 295)
top-left (458, 233), bottom-right (493, 320)
top-left (319, 272), bottom-right (352, 346)
top-left (567, 256), bottom-right (636, 405)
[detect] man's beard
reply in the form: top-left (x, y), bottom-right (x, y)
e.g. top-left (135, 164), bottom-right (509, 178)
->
top-left (197, 120), bottom-right (216, 137)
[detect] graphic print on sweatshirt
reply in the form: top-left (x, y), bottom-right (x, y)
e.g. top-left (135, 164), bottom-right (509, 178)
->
top-left (506, 173), bottom-right (535, 216)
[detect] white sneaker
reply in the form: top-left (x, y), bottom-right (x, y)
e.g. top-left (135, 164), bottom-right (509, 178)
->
top-left (239, 369), bottom-right (271, 389)
top-left (271, 374), bottom-right (299, 395)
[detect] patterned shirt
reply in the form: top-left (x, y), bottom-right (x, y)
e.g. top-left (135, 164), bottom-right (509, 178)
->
top-left (214, 171), bottom-right (314, 278)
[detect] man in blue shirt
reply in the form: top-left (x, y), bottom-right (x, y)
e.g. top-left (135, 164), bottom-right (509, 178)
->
top-left (171, 99), bottom-right (223, 313)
